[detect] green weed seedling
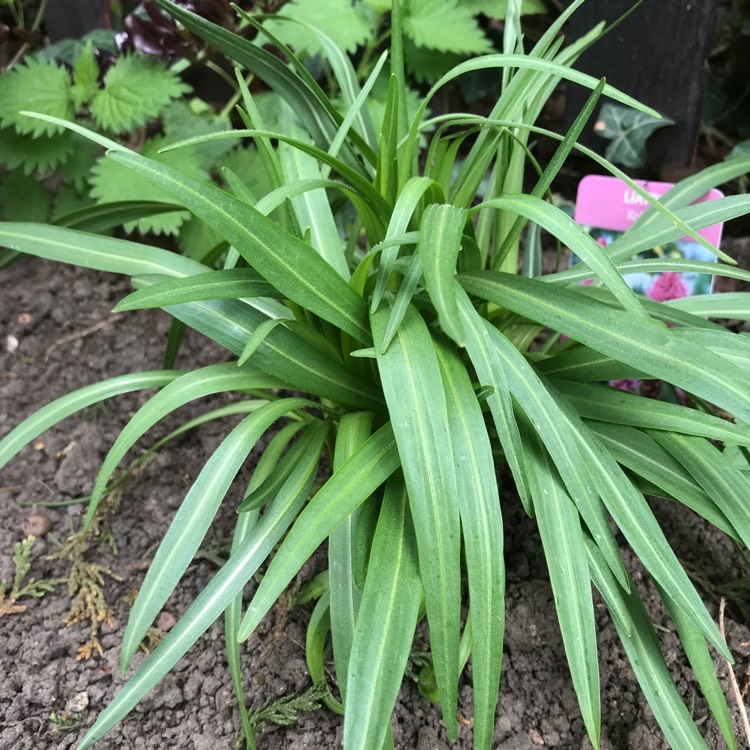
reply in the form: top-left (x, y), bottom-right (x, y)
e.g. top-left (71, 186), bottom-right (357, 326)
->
top-left (1, 1), bottom-right (750, 748)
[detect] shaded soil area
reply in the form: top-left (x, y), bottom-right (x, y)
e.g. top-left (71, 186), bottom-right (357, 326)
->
top-left (1, 256), bottom-right (750, 749)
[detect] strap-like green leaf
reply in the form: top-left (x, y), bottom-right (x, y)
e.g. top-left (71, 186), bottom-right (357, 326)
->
top-left (459, 291), bottom-right (629, 588)
top-left (658, 584), bottom-right (738, 750)
top-left (473, 196), bottom-right (648, 321)
top-left (460, 271), bottom-right (750, 425)
top-left (666, 292), bottom-right (750, 320)
top-left (237, 423), bottom-right (400, 641)
top-left (0, 221), bottom-right (206, 278)
top-left (372, 176), bottom-right (437, 312)
top-left (456, 292), bottom-right (531, 514)
top-left (85, 363), bottom-right (288, 526)
top-left (586, 421), bottom-right (737, 539)
top-left (371, 302), bottom-right (461, 740)
top-left (153, 296), bottom-right (383, 410)
top-left (595, 567), bottom-right (710, 749)
top-left (435, 342), bottom-right (505, 749)
top-left (225, 420), bottom-right (308, 750)
top-left (650, 431), bottom-right (750, 551)
top-left (344, 474), bottom-right (421, 750)
top-left (329, 412), bottom-right (372, 702)
top-left (76, 418), bottom-right (321, 750)
top-left (114, 270), bottom-right (276, 311)
top-left (419, 204), bottom-right (469, 346)
top-left (550, 397), bottom-right (731, 659)
top-left (120, 401), bottom-right (324, 672)
top-left (0, 371), bottom-right (181, 472)
top-left (54, 200), bottom-right (183, 233)
top-left (153, 0), bottom-right (343, 157)
top-left (555, 380), bottom-right (750, 448)
top-left (521, 419), bottom-right (600, 748)
top-left (107, 151), bottom-right (371, 343)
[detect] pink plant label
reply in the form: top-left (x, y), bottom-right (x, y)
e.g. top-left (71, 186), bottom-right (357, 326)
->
top-left (574, 175), bottom-right (724, 245)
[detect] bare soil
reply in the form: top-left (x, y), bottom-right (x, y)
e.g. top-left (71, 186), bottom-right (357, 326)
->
top-left (1, 255), bottom-right (750, 750)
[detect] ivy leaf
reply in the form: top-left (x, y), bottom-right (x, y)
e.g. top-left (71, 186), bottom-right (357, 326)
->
top-left (0, 56), bottom-right (73, 136)
top-left (465, 0), bottom-right (547, 18)
top-left (404, 0), bottom-right (492, 54)
top-left (90, 135), bottom-right (208, 235)
top-left (71, 41), bottom-right (100, 108)
top-left (0, 126), bottom-right (75, 175)
top-left (90, 54), bottom-right (191, 134)
top-left (593, 103), bottom-right (673, 169)
top-left (262, 0), bottom-right (374, 55)
top-left (0, 170), bottom-right (50, 222)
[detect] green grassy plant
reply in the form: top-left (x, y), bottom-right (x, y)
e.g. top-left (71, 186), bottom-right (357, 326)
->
top-left (2, 1), bottom-right (750, 748)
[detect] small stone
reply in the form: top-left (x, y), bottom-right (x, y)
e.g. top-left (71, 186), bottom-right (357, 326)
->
top-left (5, 334), bottom-right (18, 353)
top-left (65, 691), bottom-right (89, 713)
top-left (156, 611), bottom-right (177, 631)
top-left (18, 312), bottom-right (33, 324)
top-left (529, 728), bottom-right (545, 745)
top-left (23, 513), bottom-right (52, 537)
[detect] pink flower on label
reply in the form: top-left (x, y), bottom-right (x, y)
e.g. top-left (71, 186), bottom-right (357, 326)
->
top-left (647, 272), bottom-right (688, 302)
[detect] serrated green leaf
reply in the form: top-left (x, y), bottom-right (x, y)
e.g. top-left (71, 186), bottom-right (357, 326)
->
top-left (0, 127), bottom-right (74, 175)
top-left (0, 170), bottom-right (49, 222)
top-left (0, 57), bottom-right (73, 136)
top-left (594, 103), bottom-right (673, 169)
top-left (90, 53), bottom-right (191, 134)
top-left (162, 99), bottom-right (236, 167)
top-left (90, 136), bottom-right (209, 236)
top-left (263, 0), bottom-right (373, 55)
top-left (466, 0), bottom-right (547, 18)
top-left (403, 40), bottom-right (466, 85)
top-left (71, 41), bottom-right (100, 107)
top-left (404, 0), bottom-right (492, 54)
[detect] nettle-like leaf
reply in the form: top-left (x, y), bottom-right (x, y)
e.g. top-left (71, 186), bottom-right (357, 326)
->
top-left (90, 54), bottom-right (191, 134)
top-left (593, 103), bottom-right (674, 169)
top-left (61, 139), bottom-right (102, 192)
top-left (262, 0), bottom-right (374, 55)
top-left (90, 136), bottom-right (208, 235)
top-left (404, 0), bottom-right (492, 54)
top-left (0, 126), bottom-right (75, 175)
top-left (466, 0), bottom-right (547, 18)
top-left (71, 41), bottom-right (100, 108)
top-left (162, 99), bottom-right (236, 167)
top-left (0, 170), bottom-right (50, 222)
top-left (0, 57), bottom-right (74, 136)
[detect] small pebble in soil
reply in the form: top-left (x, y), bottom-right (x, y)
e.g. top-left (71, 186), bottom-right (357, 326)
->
top-left (156, 611), bottom-right (177, 631)
top-left (23, 513), bottom-right (52, 536)
top-left (5, 334), bottom-right (18, 353)
top-left (65, 691), bottom-right (89, 713)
